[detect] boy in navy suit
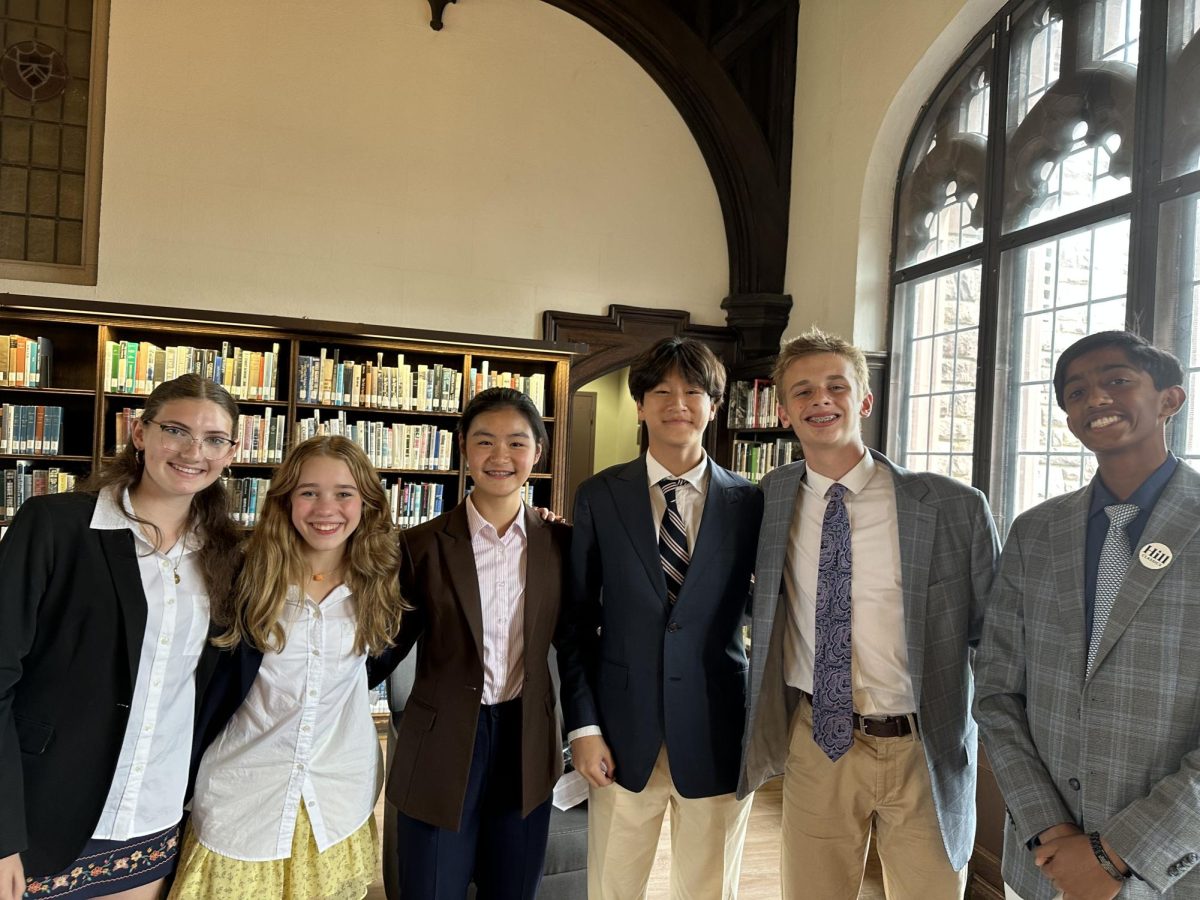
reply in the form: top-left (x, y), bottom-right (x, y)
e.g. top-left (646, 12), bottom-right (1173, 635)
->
top-left (556, 337), bottom-right (762, 899)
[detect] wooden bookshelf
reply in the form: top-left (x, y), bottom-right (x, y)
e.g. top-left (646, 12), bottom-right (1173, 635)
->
top-left (0, 295), bottom-right (579, 529)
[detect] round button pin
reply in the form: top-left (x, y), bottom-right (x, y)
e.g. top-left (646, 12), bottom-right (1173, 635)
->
top-left (1138, 542), bottom-right (1173, 570)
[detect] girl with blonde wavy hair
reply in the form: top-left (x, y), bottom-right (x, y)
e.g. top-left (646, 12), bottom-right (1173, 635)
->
top-left (170, 435), bottom-right (404, 900)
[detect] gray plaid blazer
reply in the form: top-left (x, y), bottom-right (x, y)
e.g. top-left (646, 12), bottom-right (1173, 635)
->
top-left (975, 462), bottom-right (1200, 898)
top-left (738, 450), bottom-right (999, 871)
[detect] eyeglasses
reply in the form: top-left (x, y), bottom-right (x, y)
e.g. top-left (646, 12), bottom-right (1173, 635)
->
top-left (144, 419), bottom-right (238, 460)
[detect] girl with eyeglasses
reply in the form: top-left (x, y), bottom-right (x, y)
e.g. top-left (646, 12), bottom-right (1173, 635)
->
top-left (0, 374), bottom-right (241, 900)
top-left (168, 435), bottom-right (405, 900)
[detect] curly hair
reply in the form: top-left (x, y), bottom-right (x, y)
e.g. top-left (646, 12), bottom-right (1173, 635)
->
top-left (217, 435), bottom-right (406, 655)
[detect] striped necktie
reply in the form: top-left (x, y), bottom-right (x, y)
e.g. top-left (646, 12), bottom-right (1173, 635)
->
top-left (658, 478), bottom-right (690, 604)
top-left (1088, 503), bottom-right (1139, 676)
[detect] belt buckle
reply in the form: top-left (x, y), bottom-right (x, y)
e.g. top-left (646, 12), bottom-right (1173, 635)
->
top-left (859, 715), bottom-right (892, 737)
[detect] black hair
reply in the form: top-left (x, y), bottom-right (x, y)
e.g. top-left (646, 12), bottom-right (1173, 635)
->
top-left (1053, 331), bottom-right (1184, 409)
top-left (456, 387), bottom-right (549, 451)
top-left (626, 337), bottom-right (727, 406)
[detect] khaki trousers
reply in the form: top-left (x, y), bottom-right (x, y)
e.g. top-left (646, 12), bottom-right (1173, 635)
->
top-left (781, 698), bottom-right (967, 900)
top-left (1004, 884), bottom-right (1063, 900)
top-left (587, 745), bottom-right (753, 899)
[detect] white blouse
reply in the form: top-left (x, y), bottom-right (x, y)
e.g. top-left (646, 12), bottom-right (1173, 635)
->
top-left (189, 585), bottom-right (382, 860)
top-left (90, 487), bottom-right (210, 841)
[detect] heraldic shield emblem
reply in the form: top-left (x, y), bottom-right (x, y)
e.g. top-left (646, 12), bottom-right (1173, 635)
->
top-left (1, 40), bottom-right (69, 102)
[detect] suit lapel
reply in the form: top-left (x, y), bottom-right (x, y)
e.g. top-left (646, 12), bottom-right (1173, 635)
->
top-left (1089, 465), bottom-right (1200, 677)
top-left (523, 507), bottom-right (552, 656)
top-left (438, 503), bottom-right (486, 665)
top-left (886, 456), bottom-right (936, 708)
top-left (97, 528), bottom-right (149, 690)
top-left (680, 465), bottom-right (739, 602)
top-left (606, 457), bottom-right (666, 602)
top-left (1049, 487), bottom-right (1091, 686)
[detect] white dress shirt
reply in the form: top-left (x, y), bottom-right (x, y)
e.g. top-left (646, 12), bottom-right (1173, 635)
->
top-left (782, 451), bottom-right (917, 716)
top-left (567, 452), bottom-right (709, 742)
top-left (466, 495), bottom-right (528, 705)
top-left (189, 585), bottom-right (381, 860)
top-left (90, 487), bottom-right (210, 841)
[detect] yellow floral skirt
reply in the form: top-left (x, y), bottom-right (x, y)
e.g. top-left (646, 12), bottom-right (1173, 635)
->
top-left (168, 805), bottom-right (378, 900)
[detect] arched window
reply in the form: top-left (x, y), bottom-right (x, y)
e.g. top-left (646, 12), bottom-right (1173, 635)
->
top-left (891, 0), bottom-right (1200, 532)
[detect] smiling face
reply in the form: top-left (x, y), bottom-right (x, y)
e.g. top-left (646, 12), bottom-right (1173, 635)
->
top-left (636, 366), bottom-right (717, 458)
top-left (777, 352), bottom-right (873, 474)
top-left (289, 455), bottom-right (363, 561)
top-left (1061, 345), bottom-right (1185, 466)
top-left (130, 398), bottom-right (235, 502)
top-left (463, 407), bottom-right (542, 504)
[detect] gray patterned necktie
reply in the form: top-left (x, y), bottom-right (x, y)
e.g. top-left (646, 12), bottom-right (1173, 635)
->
top-left (1087, 503), bottom-right (1139, 676)
top-left (812, 483), bottom-right (853, 761)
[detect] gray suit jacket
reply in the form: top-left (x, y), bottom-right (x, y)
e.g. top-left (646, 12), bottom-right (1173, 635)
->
top-left (975, 462), bottom-right (1200, 898)
top-left (738, 450), bottom-right (999, 871)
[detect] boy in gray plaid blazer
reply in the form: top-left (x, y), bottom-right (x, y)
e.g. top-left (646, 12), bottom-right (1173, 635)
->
top-left (976, 331), bottom-right (1200, 900)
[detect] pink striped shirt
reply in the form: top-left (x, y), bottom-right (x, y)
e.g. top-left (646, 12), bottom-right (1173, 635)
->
top-left (466, 496), bottom-right (528, 705)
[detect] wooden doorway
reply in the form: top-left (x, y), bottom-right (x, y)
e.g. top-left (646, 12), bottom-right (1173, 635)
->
top-left (567, 391), bottom-right (597, 514)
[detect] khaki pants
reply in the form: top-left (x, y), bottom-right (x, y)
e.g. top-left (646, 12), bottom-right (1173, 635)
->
top-left (587, 745), bottom-right (753, 899)
top-left (781, 698), bottom-right (967, 900)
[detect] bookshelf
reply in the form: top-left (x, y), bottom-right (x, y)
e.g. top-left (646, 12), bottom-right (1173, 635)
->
top-left (0, 296), bottom-right (577, 533)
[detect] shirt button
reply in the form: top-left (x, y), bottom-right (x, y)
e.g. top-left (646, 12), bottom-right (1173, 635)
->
top-left (153, 679), bottom-right (161, 687)
top-left (302, 725), bottom-right (311, 733)
top-left (312, 649), bottom-right (321, 656)
top-left (296, 763), bottom-right (305, 771)
top-left (144, 725), bottom-right (152, 733)
top-left (160, 636), bottom-right (170, 646)
top-left (166, 597), bottom-right (175, 606)
top-left (134, 765), bottom-right (144, 773)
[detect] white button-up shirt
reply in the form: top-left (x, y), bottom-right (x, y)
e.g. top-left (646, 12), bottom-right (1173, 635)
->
top-left (90, 487), bottom-right (210, 841)
top-left (189, 585), bottom-right (381, 860)
top-left (782, 450), bottom-right (916, 716)
top-left (466, 495), bottom-right (528, 706)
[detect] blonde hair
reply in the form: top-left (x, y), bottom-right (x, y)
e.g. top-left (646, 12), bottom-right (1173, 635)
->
top-left (217, 435), bottom-right (406, 655)
top-left (772, 326), bottom-right (871, 396)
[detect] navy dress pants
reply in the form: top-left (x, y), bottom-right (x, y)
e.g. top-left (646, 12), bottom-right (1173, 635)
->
top-left (397, 697), bottom-right (553, 899)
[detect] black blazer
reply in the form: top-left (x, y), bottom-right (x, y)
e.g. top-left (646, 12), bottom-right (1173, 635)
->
top-left (0, 492), bottom-right (223, 876)
top-left (556, 456), bottom-right (762, 797)
top-left (368, 503), bottom-right (570, 831)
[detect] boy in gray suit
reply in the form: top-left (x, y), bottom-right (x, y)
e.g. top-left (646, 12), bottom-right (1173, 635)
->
top-left (976, 331), bottom-right (1200, 900)
top-left (739, 327), bottom-right (999, 899)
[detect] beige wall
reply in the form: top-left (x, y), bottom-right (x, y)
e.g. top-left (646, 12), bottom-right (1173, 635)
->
top-left (587, 366), bottom-right (641, 472)
top-left (785, 0), bottom-right (1000, 350)
top-left (1, 0), bottom-right (728, 339)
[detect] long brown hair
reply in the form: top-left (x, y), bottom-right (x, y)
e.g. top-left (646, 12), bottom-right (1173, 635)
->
top-left (217, 435), bottom-right (405, 655)
top-left (82, 373), bottom-right (242, 622)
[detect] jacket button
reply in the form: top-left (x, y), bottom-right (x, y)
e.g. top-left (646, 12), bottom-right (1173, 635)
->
top-left (1188, 852), bottom-right (1199, 863)
top-left (667, 622), bottom-right (680, 632)
top-left (1068, 778), bottom-right (1081, 791)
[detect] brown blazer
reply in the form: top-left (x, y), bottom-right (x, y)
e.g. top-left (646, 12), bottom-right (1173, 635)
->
top-left (372, 502), bottom-right (570, 831)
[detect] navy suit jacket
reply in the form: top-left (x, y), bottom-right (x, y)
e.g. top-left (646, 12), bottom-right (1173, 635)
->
top-left (556, 455), bottom-right (762, 798)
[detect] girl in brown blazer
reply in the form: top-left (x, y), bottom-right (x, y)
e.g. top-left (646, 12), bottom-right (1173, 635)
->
top-left (369, 387), bottom-right (570, 900)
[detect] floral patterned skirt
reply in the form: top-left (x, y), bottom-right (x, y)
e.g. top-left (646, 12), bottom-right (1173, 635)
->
top-left (167, 805), bottom-right (378, 900)
top-left (23, 822), bottom-right (181, 898)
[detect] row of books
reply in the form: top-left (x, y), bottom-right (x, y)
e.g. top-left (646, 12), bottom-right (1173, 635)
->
top-left (295, 412), bottom-right (455, 471)
top-left (103, 340), bottom-right (282, 400)
top-left (1, 405), bottom-right (64, 455)
top-left (0, 335), bottom-right (53, 388)
top-left (727, 379), bottom-right (781, 429)
top-left (224, 476), bottom-right (272, 526)
top-left (386, 480), bottom-right (446, 529)
top-left (2, 462), bottom-right (78, 517)
top-left (731, 438), bottom-right (803, 483)
top-left (296, 351), bottom-right (464, 412)
top-left (467, 365), bottom-right (547, 415)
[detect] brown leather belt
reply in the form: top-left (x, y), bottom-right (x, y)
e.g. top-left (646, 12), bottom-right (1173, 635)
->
top-left (800, 691), bottom-right (917, 738)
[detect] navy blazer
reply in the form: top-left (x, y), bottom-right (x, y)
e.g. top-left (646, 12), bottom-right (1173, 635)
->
top-left (0, 492), bottom-right (224, 876)
top-left (556, 455), bottom-right (762, 798)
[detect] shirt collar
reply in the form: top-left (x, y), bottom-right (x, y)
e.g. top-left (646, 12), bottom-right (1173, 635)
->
top-left (646, 451), bottom-right (709, 493)
top-left (466, 494), bottom-right (527, 542)
top-left (1089, 453), bottom-right (1179, 518)
top-left (89, 486), bottom-right (201, 551)
top-left (805, 448), bottom-right (875, 499)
